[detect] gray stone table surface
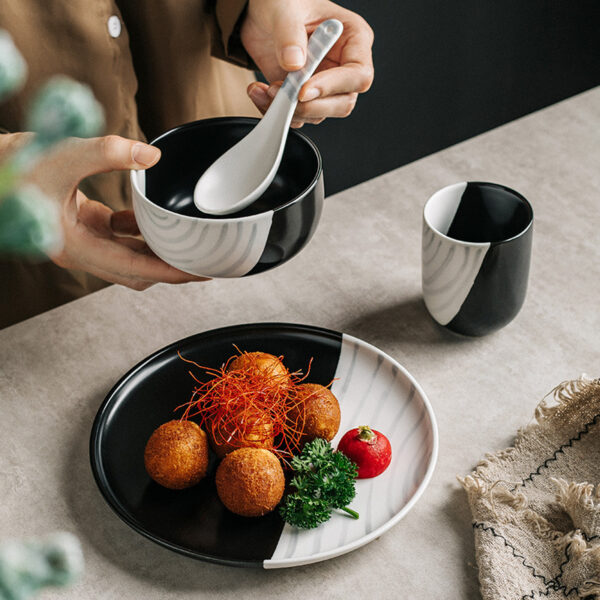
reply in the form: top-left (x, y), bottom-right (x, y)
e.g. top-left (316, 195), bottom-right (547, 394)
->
top-left (2, 87), bottom-right (600, 600)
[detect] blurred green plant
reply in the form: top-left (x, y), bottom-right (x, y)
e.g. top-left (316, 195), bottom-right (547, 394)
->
top-left (0, 30), bottom-right (104, 256)
top-left (0, 532), bottom-right (84, 600)
top-left (0, 30), bottom-right (27, 101)
top-left (0, 28), bottom-right (101, 596)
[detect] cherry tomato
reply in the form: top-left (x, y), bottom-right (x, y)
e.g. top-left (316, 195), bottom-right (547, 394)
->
top-left (337, 425), bottom-right (392, 478)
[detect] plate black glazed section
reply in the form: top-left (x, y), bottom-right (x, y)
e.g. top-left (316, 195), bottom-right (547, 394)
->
top-left (90, 323), bottom-right (343, 566)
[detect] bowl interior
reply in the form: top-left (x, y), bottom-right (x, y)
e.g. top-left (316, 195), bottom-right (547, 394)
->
top-left (145, 118), bottom-right (321, 219)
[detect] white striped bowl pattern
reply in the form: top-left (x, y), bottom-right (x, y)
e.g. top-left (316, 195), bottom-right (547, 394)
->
top-left (131, 170), bottom-right (275, 279)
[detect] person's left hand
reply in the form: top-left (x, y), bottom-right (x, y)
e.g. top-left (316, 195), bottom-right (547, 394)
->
top-left (241, 0), bottom-right (374, 128)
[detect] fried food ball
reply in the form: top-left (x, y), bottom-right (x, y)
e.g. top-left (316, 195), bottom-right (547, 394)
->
top-left (228, 352), bottom-right (290, 387)
top-left (290, 383), bottom-right (341, 445)
top-left (215, 448), bottom-right (285, 517)
top-left (144, 420), bottom-right (209, 490)
top-left (208, 409), bottom-right (275, 458)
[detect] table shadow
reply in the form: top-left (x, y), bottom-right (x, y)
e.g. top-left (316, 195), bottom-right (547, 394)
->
top-left (339, 295), bottom-right (477, 348)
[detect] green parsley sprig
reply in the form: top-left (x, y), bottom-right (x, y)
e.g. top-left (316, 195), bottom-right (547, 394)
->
top-left (280, 438), bottom-right (359, 529)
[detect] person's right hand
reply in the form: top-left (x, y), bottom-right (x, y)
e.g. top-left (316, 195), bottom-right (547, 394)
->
top-left (16, 134), bottom-right (208, 290)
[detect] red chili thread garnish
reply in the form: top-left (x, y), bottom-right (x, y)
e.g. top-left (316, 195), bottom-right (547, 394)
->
top-left (175, 349), bottom-right (315, 464)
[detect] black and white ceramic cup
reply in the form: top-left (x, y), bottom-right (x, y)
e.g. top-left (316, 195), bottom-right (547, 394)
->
top-left (422, 181), bottom-right (533, 336)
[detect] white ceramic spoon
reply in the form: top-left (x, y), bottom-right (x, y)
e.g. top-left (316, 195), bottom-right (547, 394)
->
top-left (193, 19), bottom-right (343, 216)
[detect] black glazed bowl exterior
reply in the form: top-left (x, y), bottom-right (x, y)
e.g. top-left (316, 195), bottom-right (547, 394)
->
top-left (130, 118), bottom-right (324, 278)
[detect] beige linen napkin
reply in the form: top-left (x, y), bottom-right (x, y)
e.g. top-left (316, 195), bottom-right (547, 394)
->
top-left (460, 378), bottom-right (600, 599)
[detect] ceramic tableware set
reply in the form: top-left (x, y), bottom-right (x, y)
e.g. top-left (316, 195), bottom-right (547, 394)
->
top-left (93, 19), bottom-right (534, 570)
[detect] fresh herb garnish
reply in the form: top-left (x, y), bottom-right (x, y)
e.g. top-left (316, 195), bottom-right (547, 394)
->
top-left (280, 438), bottom-right (359, 529)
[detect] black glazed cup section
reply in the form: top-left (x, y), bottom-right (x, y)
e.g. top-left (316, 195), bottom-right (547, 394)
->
top-left (445, 182), bottom-right (533, 244)
top-left (445, 225), bottom-right (533, 336)
top-left (144, 118), bottom-right (321, 219)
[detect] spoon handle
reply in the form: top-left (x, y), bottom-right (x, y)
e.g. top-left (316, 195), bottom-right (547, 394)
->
top-left (280, 19), bottom-right (344, 102)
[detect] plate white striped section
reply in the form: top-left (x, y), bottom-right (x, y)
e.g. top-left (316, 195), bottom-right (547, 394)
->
top-left (422, 223), bottom-right (490, 325)
top-left (131, 171), bottom-right (273, 278)
top-left (265, 334), bottom-right (438, 568)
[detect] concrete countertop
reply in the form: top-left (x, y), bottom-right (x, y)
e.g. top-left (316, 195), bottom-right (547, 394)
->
top-left (2, 87), bottom-right (599, 599)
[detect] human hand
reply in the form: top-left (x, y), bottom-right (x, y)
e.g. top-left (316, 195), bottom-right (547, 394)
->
top-left (241, 0), bottom-right (374, 128)
top-left (20, 134), bottom-right (208, 290)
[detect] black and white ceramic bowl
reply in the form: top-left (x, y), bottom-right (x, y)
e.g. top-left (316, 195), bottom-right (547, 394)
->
top-left (131, 118), bottom-right (324, 278)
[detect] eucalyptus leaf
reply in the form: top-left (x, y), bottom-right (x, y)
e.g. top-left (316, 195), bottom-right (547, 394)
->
top-left (0, 533), bottom-right (83, 600)
top-left (0, 185), bottom-right (63, 256)
top-left (0, 30), bottom-right (27, 101)
top-left (26, 76), bottom-right (104, 146)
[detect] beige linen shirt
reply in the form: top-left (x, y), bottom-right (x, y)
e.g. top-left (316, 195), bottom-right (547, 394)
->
top-left (0, 0), bottom-right (259, 328)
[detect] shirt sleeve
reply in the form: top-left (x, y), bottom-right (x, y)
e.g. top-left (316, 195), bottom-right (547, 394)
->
top-left (211, 0), bottom-right (254, 69)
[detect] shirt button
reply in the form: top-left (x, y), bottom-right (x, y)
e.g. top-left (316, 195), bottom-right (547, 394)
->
top-left (107, 15), bottom-right (122, 38)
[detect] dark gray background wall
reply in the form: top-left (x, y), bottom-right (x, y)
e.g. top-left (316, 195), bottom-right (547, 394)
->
top-left (305, 1), bottom-right (600, 195)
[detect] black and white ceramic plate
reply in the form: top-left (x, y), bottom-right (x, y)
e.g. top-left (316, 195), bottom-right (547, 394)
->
top-left (90, 323), bottom-right (438, 568)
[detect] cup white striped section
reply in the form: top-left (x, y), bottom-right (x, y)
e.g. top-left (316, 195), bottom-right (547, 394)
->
top-left (265, 334), bottom-right (438, 568)
top-left (421, 223), bottom-right (489, 325)
top-left (131, 171), bottom-right (273, 278)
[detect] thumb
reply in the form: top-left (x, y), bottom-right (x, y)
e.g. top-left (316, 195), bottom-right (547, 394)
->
top-left (61, 135), bottom-right (161, 183)
top-left (272, 7), bottom-right (308, 71)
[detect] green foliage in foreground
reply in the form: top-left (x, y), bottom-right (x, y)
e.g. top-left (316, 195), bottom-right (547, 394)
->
top-left (0, 30), bottom-right (104, 256)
